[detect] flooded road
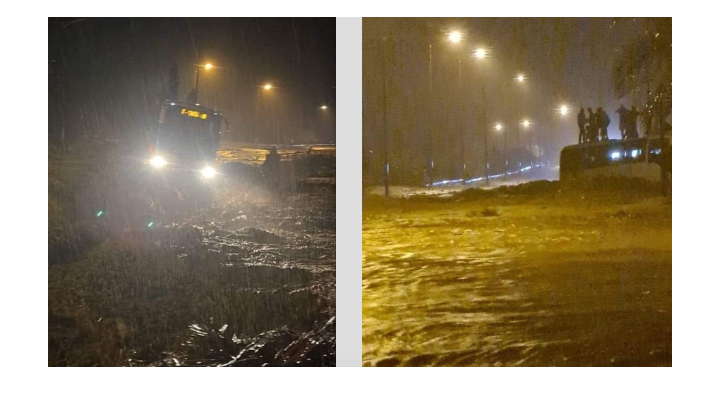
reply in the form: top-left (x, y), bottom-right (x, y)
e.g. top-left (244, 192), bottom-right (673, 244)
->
top-left (362, 182), bottom-right (672, 366)
top-left (49, 156), bottom-right (335, 366)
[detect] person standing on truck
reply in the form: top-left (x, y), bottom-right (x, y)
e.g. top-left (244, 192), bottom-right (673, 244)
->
top-left (616, 105), bottom-right (629, 140)
top-left (598, 107), bottom-right (610, 141)
top-left (577, 107), bottom-right (587, 144)
top-left (628, 106), bottom-right (640, 139)
top-left (587, 108), bottom-right (598, 142)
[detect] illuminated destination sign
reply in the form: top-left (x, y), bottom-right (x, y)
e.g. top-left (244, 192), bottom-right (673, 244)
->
top-left (180, 108), bottom-right (208, 120)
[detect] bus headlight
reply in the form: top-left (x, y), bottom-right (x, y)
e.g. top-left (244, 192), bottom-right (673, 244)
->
top-left (201, 165), bottom-right (216, 179)
top-left (150, 155), bottom-right (167, 168)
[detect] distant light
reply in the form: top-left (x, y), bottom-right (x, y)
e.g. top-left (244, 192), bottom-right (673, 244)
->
top-left (96, 210), bottom-right (103, 217)
top-left (201, 165), bottom-right (216, 179)
top-left (448, 31), bottom-right (462, 43)
top-left (495, 123), bottom-right (503, 131)
top-left (195, 103), bottom-right (200, 106)
top-left (320, 105), bottom-right (328, 110)
top-left (170, 102), bottom-right (175, 106)
top-left (516, 74), bottom-right (525, 82)
top-left (263, 84), bottom-right (273, 90)
top-left (522, 120), bottom-right (531, 128)
top-left (204, 63), bottom-right (213, 70)
top-left (610, 151), bottom-right (621, 160)
top-left (150, 155), bottom-right (167, 168)
top-left (631, 149), bottom-right (639, 158)
top-left (474, 48), bottom-right (487, 59)
top-left (560, 105), bottom-right (569, 116)
top-left (147, 221), bottom-right (154, 228)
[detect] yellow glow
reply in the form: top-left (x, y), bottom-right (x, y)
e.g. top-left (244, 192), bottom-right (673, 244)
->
top-left (474, 48), bottom-right (487, 59)
top-left (517, 74), bottom-right (525, 82)
top-left (150, 156), bottom-right (167, 168)
top-left (522, 120), bottom-right (531, 127)
top-left (263, 84), bottom-right (273, 90)
top-left (204, 63), bottom-right (213, 70)
top-left (320, 105), bottom-right (328, 110)
top-left (448, 31), bottom-right (462, 43)
top-left (495, 123), bottom-right (503, 131)
top-left (560, 105), bottom-right (569, 116)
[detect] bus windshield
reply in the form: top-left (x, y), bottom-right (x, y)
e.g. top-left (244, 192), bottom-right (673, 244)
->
top-left (155, 101), bottom-right (225, 160)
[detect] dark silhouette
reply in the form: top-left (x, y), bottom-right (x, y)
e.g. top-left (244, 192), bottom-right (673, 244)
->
top-left (577, 107), bottom-right (587, 144)
top-left (598, 107), bottom-right (610, 141)
top-left (628, 106), bottom-right (640, 139)
top-left (616, 105), bottom-right (630, 139)
top-left (587, 108), bottom-right (598, 142)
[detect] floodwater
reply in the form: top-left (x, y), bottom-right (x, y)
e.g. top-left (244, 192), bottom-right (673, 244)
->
top-left (362, 186), bottom-right (672, 367)
top-left (49, 155), bottom-right (335, 366)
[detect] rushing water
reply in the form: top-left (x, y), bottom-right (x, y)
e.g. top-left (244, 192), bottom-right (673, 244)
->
top-left (362, 204), bottom-right (672, 367)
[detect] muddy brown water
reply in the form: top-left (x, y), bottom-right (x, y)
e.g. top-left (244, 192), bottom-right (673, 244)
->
top-left (362, 208), bottom-right (671, 367)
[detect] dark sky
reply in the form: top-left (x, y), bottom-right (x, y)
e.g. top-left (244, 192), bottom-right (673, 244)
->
top-left (49, 17), bottom-right (335, 147)
top-left (363, 17), bottom-right (667, 184)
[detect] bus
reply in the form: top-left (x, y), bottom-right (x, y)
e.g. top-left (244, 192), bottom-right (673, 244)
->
top-left (147, 100), bottom-right (229, 180)
top-left (560, 137), bottom-right (671, 183)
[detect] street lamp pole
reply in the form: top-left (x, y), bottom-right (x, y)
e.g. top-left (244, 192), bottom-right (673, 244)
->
top-left (191, 63), bottom-right (213, 104)
top-left (473, 48), bottom-right (489, 187)
top-left (479, 65), bottom-right (489, 187)
top-left (428, 43), bottom-right (433, 187)
top-left (382, 36), bottom-right (389, 198)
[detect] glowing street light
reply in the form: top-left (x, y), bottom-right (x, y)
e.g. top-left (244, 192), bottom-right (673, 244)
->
top-left (448, 31), bottom-right (462, 43)
top-left (522, 119), bottom-right (531, 128)
top-left (516, 74), bottom-right (525, 82)
top-left (190, 62), bottom-right (216, 103)
top-left (495, 123), bottom-right (503, 131)
top-left (263, 83), bottom-right (273, 91)
top-left (320, 105), bottom-right (328, 110)
top-left (559, 105), bottom-right (569, 116)
top-left (474, 48), bottom-right (487, 59)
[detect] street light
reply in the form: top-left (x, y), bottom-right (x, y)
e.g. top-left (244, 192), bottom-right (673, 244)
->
top-left (189, 62), bottom-right (215, 104)
top-left (522, 119), bottom-right (534, 166)
top-left (472, 47), bottom-right (490, 185)
top-left (426, 31), bottom-right (465, 187)
top-left (559, 105), bottom-right (569, 116)
top-left (516, 74), bottom-right (525, 82)
top-left (495, 123), bottom-right (507, 176)
top-left (320, 105), bottom-right (328, 110)
top-left (263, 83), bottom-right (273, 91)
top-left (448, 31), bottom-right (462, 43)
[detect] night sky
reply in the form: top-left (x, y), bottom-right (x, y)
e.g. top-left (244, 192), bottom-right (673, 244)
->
top-left (49, 17), bottom-right (336, 148)
top-left (363, 17), bottom-right (669, 185)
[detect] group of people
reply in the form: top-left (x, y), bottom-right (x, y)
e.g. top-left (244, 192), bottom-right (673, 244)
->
top-left (577, 105), bottom-right (642, 144)
top-left (577, 107), bottom-right (611, 144)
top-left (615, 105), bottom-right (640, 140)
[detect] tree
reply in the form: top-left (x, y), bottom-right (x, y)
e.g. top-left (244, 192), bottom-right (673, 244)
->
top-left (612, 18), bottom-right (672, 138)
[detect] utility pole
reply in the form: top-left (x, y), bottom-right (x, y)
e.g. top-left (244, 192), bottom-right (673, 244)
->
top-left (480, 71), bottom-right (489, 187)
top-left (382, 36), bottom-right (389, 198)
top-left (428, 44), bottom-right (433, 187)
